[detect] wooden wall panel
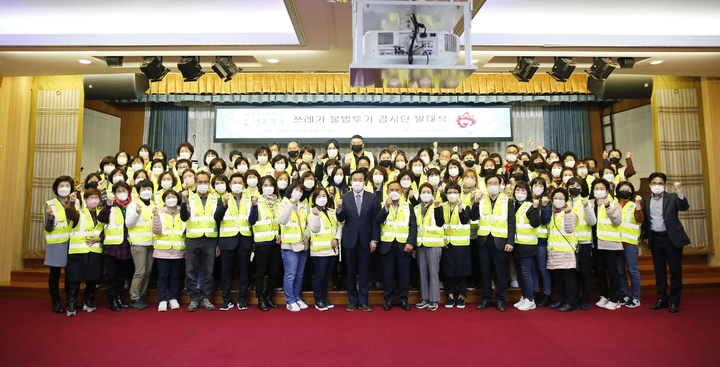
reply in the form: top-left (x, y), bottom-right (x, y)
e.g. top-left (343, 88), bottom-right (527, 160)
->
top-left (588, 103), bottom-right (604, 162)
top-left (119, 103), bottom-right (146, 153)
top-left (84, 100), bottom-right (121, 117)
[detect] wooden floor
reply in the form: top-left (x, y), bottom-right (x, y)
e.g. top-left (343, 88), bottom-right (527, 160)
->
top-left (2, 256), bottom-right (719, 306)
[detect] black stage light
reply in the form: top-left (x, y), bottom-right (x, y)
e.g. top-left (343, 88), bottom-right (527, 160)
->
top-left (510, 57), bottom-right (540, 82)
top-left (139, 56), bottom-right (169, 82)
top-left (106, 56), bottom-right (123, 68)
top-left (177, 56), bottom-right (205, 82)
top-left (586, 57), bottom-right (619, 80)
top-left (617, 57), bottom-right (635, 69)
top-left (547, 57), bottom-right (576, 82)
top-left (211, 56), bottom-right (241, 82)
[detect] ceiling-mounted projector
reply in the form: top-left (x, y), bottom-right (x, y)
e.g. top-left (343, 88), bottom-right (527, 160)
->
top-left (363, 30), bottom-right (459, 65)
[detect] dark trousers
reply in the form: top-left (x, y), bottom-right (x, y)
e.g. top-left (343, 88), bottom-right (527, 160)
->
top-left (185, 236), bottom-right (217, 302)
top-left (576, 243), bottom-right (593, 304)
top-left (369, 249), bottom-right (383, 286)
top-left (103, 256), bottom-right (132, 302)
top-left (516, 256), bottom-right (535, 300)
top-left (480, 236), bottom-right (510, 303)
top-left (48, 266), bottom-right (66, 304)
top-left (345, 241), bottom-right (371, 305)
top-left (253, 245), bottom-right (281, 300)
top-left (554, 269), bottom-right (578, 307)
top-left (156, 258), bottom-right (182, 302)
top-left (598, 249), bottom-right (621, 302)
top-left (650, 233), bottom-right (684, 305)
top-left (220, 236), bottom-right (252, 304)
top-left (381, 241), bottom-right (412, 303)
top-left (312, 256), bottom-right (337, 303)
top-left (444, 276), bottom-right (467, 298)
top-left (469, 237), bottom-right (480, 286)
top-left (66, 281), bottom-right (97, 306)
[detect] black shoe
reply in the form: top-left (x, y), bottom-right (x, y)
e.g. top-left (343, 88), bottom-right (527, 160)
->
top-left (496, 302), bottom-right (506, 312)
top-left (359, 303), bottom-right (372, 312)
top-left (108, 300), bottom-right (121, 312)
top-left (325, 300), bottom-right (334, 309)
top-left (346, 303), bottom-right (358, 312)
top-left (651, 299), bottom-right (669, 310)
top-left (52, 301), bottom-right (65, 314)
top-left (236, 301), bottom-right (248, 310)
top-left (258, 299), bottom-right (269, 312)
top-left (549, 301), bottom-right (563, 309)
top-left (66, 303), bottom-right (76, 317)
top-left (315, 301), bottom-right (328, 311)
top-left (383, 301), bottom-right (393, 311)
top-left (455, 298), bottom-right (466, 309)
top-left (265, 296), bottom-right (278, 309)
top-left (536, 295), bottom-right (552, 307)
top-left (476, 301), bottom-right (491, 310)
top-left (116, 296), bottom-right (129, 308)
top-left (138, 296), bottom-right (148, 308)
top-left (445, 298), bottom-right (455, 308)
top-left (558, 304), bottom-right (576, 312)
top-left (669, 304), bottom-right (680, 313)
top-left (131, 300), bottom-right (144, 311)
top-left (579, 299), bottom-right (590, 310)
top-left (83, 300), bottom-right (96, 313)
top-left (400, 302), bottom-right (411, 311)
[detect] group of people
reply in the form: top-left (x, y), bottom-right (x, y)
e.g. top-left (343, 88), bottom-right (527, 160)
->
top-left (43, 134), bottom-right (691, 316)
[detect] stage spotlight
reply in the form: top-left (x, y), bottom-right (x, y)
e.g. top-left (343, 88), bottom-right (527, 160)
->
top-left (510, 57), bottom-right (540, 82)
top-left (106, 56), bottom-right (123, 68)
top-left (586, 57), bottom-right (619, 81)
top-left (617, 57), bottom-right (635, 69)
top-left (211, 56), bottom-right (241, 82)
top-left (140, 56), bottom-right (170, 82)
top-left (177, 56), bottom-right (205, 82)
top-left (547, 57), bottom-right (576, 82)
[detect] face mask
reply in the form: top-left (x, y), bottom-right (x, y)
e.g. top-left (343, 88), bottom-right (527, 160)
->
top-left (178, 152), bottom-right (191, 160)
top-left (288, 150), bottom-right (298, 158)
top-left (140, 190), bottom-right (153, 200)
top-left (299, 170), bottom-right (308, 178)
top-left (420, 156), bottom-right (430, 165)
top-left (333, 175), bottom-right (344, 185)
top-left (588, 166), bottom-right (596, 174)
top-left (540, 153), bottom-right (547, 159)
top-left (512, 173), bottom-right (525, 182)
top-left (603, 174), bottom-right (615, 183)
top-left (388, 191), bottom-right (401, 201)
top-left (500, 184), bottom-right (506, 192)
top-left (231, 184), bottom-right (244, 194)
top-left (139, 151), bottom-right (149, 159)
top-left (420, 193), bottom-right (433, 203)
top-left (275, 164), bottom-right (286, 173)
top-left (577, 168), bottom-right (588, 177)
top-left (651, 185), bottom-right (665, 195)
top-left (428, 176), bottom-right (440, 186)
top-left (395, 162), bottom-right (406, 170)
top-left (237, 165), bottom-right (248, 174)
top-left (152, 167), bottom-right (163, 176)
top-left (446, 193), bottom-right (459, 203)
top-left (391, 154), bottom-right (397, 162)
top-left (464, 160), bottom-right (476, 168)
top-left (197, 184), bottom-right (209, 194)
top-left (161, 180), bottom-right (172, 189)
top-left (215, 184), bottom-right (226, 194)
top-left (351, 145), bottom-right (363, 153)
top-left (564, 161), bottom-right (575, 168)
top-left (117, 157), bottom-right (128, 166)
top-left (609, 157), bottom-right (620, 165)
top-left (616, 191), bottom-right (632, 200)
top-left (551, 168), bottom-right (562, 178)
top-left (532, 187), bottom-right (544, 197)
top-left (262, 186), bottom-right (274, 196)
top-left (271, 151), bottom-right (278, 158)
top-left (412, 166), bottom-right (423, 176)
top-left (594, 190), bottom-right (607, 199)
top-left (351, 181), bottom-right (364, 193)
top-left (257, 156), bottom-right (268, 164)
top-left (562, 176), bottom-right (572, 184)
top-left (165, 198), bottom-right (178, 207)
top-left (327, 149), bottom-right (338, 158)
top-left (549, 158), bottom-right (559, 164)
top-left (212, 168), bottom-right (224, 176)
top-left (205, 156), bottom-right (215, 165)
top-left (569, 187), bottom-right (581, 197)
top-left (104, 165), bottom-right (115, 175)
top-left (373, 174), bottom-right (384, 184)
top-left (487, 185), bottom-right (500, 196)
top-left (482, 168), bottom-right (495, 177)
top-left (464, 178), bottom-right (476, 187)
top-left (316, 197), bottom-right (328, 207)
top-left (302, 155), bottom-right (313, 164)
top-left (277, 180), bottom-right (288, 189)
top-left (379, 160), bottom-right (391, 168)
top-left (131, 164), bottom-right (143, 172)
top-left (400, 179), bottom-right (412, 189)
top-left (439, 159), bottom-right (449, 167)
top-left (86, 181), bottom-right (99, 190)
top-left (515, 193), bottom-right (527, 202)
top-left (304, 180), bottom-right (315, 189)
top-left (112, 176), bottom-right (124, 184)
top-left (506, 154), bottom-right (517, 163)
top-left (553, 199), bottom-right (566, 209)
top-left (246, 178), bottom-right (258, 187)
top-left (448, 168), bottom-right (459, 177)
top-left (86, 199), bottom-right (100, 209)
top-left (291, 190), bottom-right (303, 200)
top-left (184, 177), bottom-right (195, 186)
top-left (116, 192), bottom-right (129, 201)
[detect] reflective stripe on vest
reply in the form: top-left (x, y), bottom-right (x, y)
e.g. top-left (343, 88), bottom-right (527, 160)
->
top-left (547, 211), bottom-right (578, 252)
top-left (219, 196), bottom-right (244, 238)
top-left (537, 224), bottom-right (549, 239)
top-left (44, 198), bottom-right (72, 244)
top-left (477, 194), bottom-right (509, 238)
top-left (443, 203), bottom-right (470, 246)
top-left (103, 206), bottom-right (125, 245)
top-left (346, 151), bottom-right (374, 171)
top-left (462, 190), bottom-right (479, 230)
top-left (596, 202), bottom-right (622, 242)
top-left (380, 201), bottom-right (410, 243)
top-left (281, 205), bottom-right (308, 245)
top-left (618, 201), bottom-right (641, 245)
top-left (515, 202), bottom-right (538, 245)
top-left (186, 193), bottom-right (218, 238)
top-left (311, 210), bottom-right (338, 255)
top-left (128, 200), bottom-right (155, 243)
top-left (571, 198), bottom-right (592, 243)
top-left (414, 204), bottom-right (444, 247)
top-left (252, 197), bottom-right (278, 242)
top-left (68, 208), bottom-right (104, 254)
top-left (154, 212), bottom-right (186, 251)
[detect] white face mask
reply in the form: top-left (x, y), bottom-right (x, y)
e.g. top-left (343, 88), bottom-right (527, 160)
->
top-left (302, 155), bottom-right (313, 163)
top-left (400, 179), bottom-right (412, 189)
top-left (139, 151), bottom-right (149, 159)
top-left (651, 185), bottom-right (665, 195)
top-left (446, 193), bottom-right (459, 203)
top-left (291, 190), bottom-right (303, 200)
top-left (215, 184), bottom-right (226, 194)
top-left (304, 180), bottom-right (315, 189)
top-left (139, 190), bottom-right (153, 200)
top-left (257, 156), bottom-right (268, 164)
top-left (299, 170), bottom-right (308, 178)
top-left (420, 193), bottom-right (433, 203)
top-left (327, 149), bottom-right (338, 158)
top-left (532, 187), bottom-right (544, 197)
top-left (115, 192), bottom-right (129, 201)
top-left (603, 174), bottom-right (615, 183)
top-left (161, 180), bottom-right (172, 189)
top-left (448, 168), bottom-right (459, 177)
top-left (112, 175), bottom-right (124, 184)
top-left (551, 168), bottom-right (562, 178)
top-left (428, 176), bottom-right (440, 186)
top-left (117, 157), bottom-right (128, 166)
top-left (231, 184), bottom-right (244, 194)
top-left (104, 165), bottom-right (115, 175)
top-left (179, 152), bottom-right (191, 160)
top-left (334, 175), bottom-right (344, 185)
top-left (500, 184), bottom-right (506, 192)
top-left (246, 177), bottom-right (258, 187)
top-left (205, 156), bottom-right (215, 165)
top-left (262, 186), bottom-right (274, 196)
top-left (237, 165), bottom-right (248, 174)
top-left (165, 198), bottom-right (178, 207)
top-left (594, 190), bottom-right (607, 199)
top-left (152, 167), bottom-right (164, 176)
top-left (275, 163), bottom-right (286, 172)
top-left (388, 191), bottom-right (401, 201)
top-left (412, 166), bottom-right (423, 176)
top-left (135, 178), bottom-right (145, 185)
top-left (184, 177), bottom-right (195, 186)
top-left (316, 197), bottom-right (328, 207)
top-left (565, 161), bottom-right (575, 168)
top-left (577, 168), bottom-right (588, 177)
top-left (277, 180), bottom-right (288, 189)
top-left (464, 178), bottom-right (476, 187)
top-left (439, 159), bottom-right (449, 167)
top-left (373, 174), bottom-right (384, 184)
top-left (351, 181), bottom-right (364, 193)
top-left (506, 154), bottom-right (517, 163)
top-left (420, 156), bottom-right (430, 165)
top-left (395, 162), bottom-right (406, 170)
top-left (540, 153), bottom-right (547, 159)
top-left (131, 163), bottom-right (143, 172)
top-left (487, 185), bottom-right (500, 196)
top-left (57, 187), bottom-right (72, 197)
top-left (271, 150), bottom-right (278, 158)
top-left (553, 199), bottom-right (566, 209)
top-left (562, 176), bottom-right (572, 184)
top-left (515, 192), bottom-right (527, 202)
top-left (197, 184), bottom-right (209, 194)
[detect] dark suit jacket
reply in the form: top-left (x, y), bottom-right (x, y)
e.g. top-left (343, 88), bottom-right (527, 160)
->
top-left (374, 201), bottom-right (418, 254)
top-left (642, 192), bottom-right (690, 248)
top-left (337, 190), bottom-right (381, 249)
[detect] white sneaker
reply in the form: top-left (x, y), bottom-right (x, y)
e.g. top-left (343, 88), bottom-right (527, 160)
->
top-left (158, 301), bottom-right (168, 312)
top-left (510, 280), bottom-right (519, 288)
top-left (514, 298), bottom-right (527, 308)
top-left (519, 300), bottom-right (536, 311)
top-left (169, 299), bottom-right (180, 310)
top-left (595, 296), bottom-right (609, 308)
top-left (286, 302), bottom-right (301, 312)
top-left (603, 301), bottom-right (621, 310)
top-left (296, 300), bottom-right (309, 310)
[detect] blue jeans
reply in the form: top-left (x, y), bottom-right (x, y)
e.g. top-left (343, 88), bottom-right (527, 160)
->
top-left (156, 258), bottom-right (182, 302)
top-left (281, 249), bottom-right (308, 304)
top-left (617, 245), bottom-right (640, 301)
top-left (533, 241), bottom-right (551, 296)
top-left (517, 256), bottom-right (535, 300)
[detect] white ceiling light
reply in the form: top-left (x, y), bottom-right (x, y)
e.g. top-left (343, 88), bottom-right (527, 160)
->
top-left (650, 60), bottom-right (664, 65)
top-left (267, 58), bottom-right (279, 63)
top-left (78, 59), bottom-right (91, 64)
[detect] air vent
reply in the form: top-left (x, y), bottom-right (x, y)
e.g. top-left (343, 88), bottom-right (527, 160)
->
top-left (444, 34), bottom-right (457, 52)
top-left (377, 32), bottom-right (394, 45)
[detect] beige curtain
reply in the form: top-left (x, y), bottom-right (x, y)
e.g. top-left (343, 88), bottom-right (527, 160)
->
top-left (655, 88), bottom-right (709, 254)
top-left (25, 89), bottom-right (81, 258)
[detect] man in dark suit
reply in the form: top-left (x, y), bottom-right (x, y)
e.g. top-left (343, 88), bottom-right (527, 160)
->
top-left (336, 170), bottom-right (381, 312)
top-left (642, 172), bottom-right (690, 313)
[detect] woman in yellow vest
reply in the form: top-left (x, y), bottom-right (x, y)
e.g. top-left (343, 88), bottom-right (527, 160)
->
top-left (234, 157), bottom-right (250, 177)
top-left (97, 181), bottom-right (133, 311)
top-left (368, 166), bottom-right (389, 202)
top-left (299, 171), bottom-right (318, 207)
top-left (155, 171), bottom-right (176, 207)
top-left (377, 149), bottom-right (394, 176)
top-left (391, 152), bottom-right (409, 180)
top-left (152, 189), bottom-right (185, 312)
top-left (547, 187), bottom-right (579, 312)
top-left (108, 167), bottom-right (127, 195)
top-left (278, 182), bottom-right (311, 312)
top-left (244, 169), bottom-right (261, 197)
top-left (443, 159), bottom-right (464, 187)
top-left (413, 182), bottom-right (444, 311)
top-left (439, 182), bottom-right (476, 309)
top-left (566, 177), bottom-right (597, 310)
top-left (308, 187), bottom-right (341, 311)
top-left (125, 180), bottom-right (156, 311)
top-left (129, 155), bottom-right (145, 180)
top-left (529, 177), bottom-right (553, 306)
top-left (295, 161), bottom-right (313, 183)
top-left (275, 170), bottom-right (291, 199)
top-left (614, 181), bottom-right (644, 308)
top-left (591, 178), bottom-right (624, 310)
top-left (425, 168), bottom-right (443, 201)
top-left (459, 169), bottom-right (481, 290)
top-left (326, 167), bottom-right (349, 204)
top-left (549, 161), bottom-right (564, 189)
top-left (137, 144), bottom-right (151, 171)
top-left (397, 171), bottom-right (419, 206)
top-left (44, 176), bottom-right (77, 313)
top-left (511, 182), bottom-right (543, 311)
top-left (248, 175), bottom-right (281, 311)
top-left (409, 157), bottom-right (425, 188)
top-left (63, 188), bottom-right (105, 317)
top-left (253, 146), bottom-right (275, 177)
top-left (115, 150), bottom-right (131, 176)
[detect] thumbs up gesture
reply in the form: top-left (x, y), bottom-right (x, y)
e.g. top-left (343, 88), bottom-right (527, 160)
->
top-left (135, 203), bottom-right (143, 214)
top-left (106, 193), bottom-right (115, 206)
top-left (46, 205), bottom-right (55, 220)
top-left (97, 180), bottom-right (106, 191)
top-left (251, 196), bottom-right (259, 206)
top-left (532, 199), bottom-right (539, 208)
top-left (474, 191), bottom-right (484, 204)
top-left (385, 196), bottom-right (392, 209)
top-left (336, 199), bottom-right (343, 211)
top-left (541, 196), bottom-right (549, 207)
top-left (582, 198), bottom-right (588, 207)
top-left (68, 192), bottom-right (77, 204)
top-left (181, 190), bottom-right (188, 203)
top-left (222, 193), bottom-right (230, 205)
top-left (344, 156), bottom-right (352, 166)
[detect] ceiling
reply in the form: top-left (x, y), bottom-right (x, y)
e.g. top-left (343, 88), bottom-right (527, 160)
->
top-left (1, 0), bottom-right (720, 78)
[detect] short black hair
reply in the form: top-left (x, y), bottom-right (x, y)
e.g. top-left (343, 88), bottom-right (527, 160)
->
top-left (648, 172), bottom-right (667, 183)
top-left (135, 179), bottom-right (154, 193)
top-left (52, 175), bottom-right (75, 196)
top-left (176, 142), bottom-right (195, 156)
top-left (553, 187), bottom-right (569, 201)
top-left (616, 181), bottom-right (636, 198)
top-left (484, 174), bottom-right (504, 185)
top-left (350, 170), bottom-right (367, 181)
top-left (162, 189), bottom-right (179, 202)
top-left (351, 134), bottom-right (363, 141)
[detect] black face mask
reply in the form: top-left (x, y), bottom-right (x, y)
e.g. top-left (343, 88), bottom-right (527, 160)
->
top-left (609, 157), bottom-right (620, 165)
top-left (588, 166), bottom-right (596, 174)
top-left (288, 150), bottom-right (299, 158)
top-left (616, 191), bottom-right (633, 200)
top-left (482, 168), bottom-right (495, 177)
top-left (85, 181), bottom-right (99, 190)
top-left (464, 160), bottom-right (476, 168)
top-left (212, 168), bottom-right (224, 176)
top-left (569, 187), bottom-right (581, 197)
top-left (512, 173), bottom-right (525, 182)
top-left (379, 160), bottom-right (391, 168)
top-left (351, 145), bottom-right (363, 153)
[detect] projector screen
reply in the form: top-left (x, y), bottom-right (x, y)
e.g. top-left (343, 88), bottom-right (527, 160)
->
top-left (214, 105), bottom-right (512, 143)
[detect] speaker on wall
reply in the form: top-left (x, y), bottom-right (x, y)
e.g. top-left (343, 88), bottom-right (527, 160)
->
top-left (587, 74), bottom-right (654, 99)
top-left (83, 73), bottom-right (150, 100)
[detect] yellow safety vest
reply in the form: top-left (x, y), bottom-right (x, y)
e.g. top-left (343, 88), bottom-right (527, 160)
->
top-left (596, 201), bottom-right (622, 243)
top-left (68, 208), bottom-right (104, 254)
top-left (219, 195), bottom-right (252, 237)
top-left (345, 151), bottom-right (375, 171)
top-left (443, 202), bottom-right (470, 246)
top-left (461, 189), bottom-right (479, 231)
top-left (537, 223), bottom-right (549, 239)
top-left (414, 204), bottom-right (444, 247)
top-left (280, 205), bottom-right (308, 245)
top-left (547, 211), bottom-right (578, 252)
top-left (477, 193), bottom-right (509, 238)
top-left (515, 202), bottom-right (538, 245)
top-left (618, 201), bottom-right (641, 245)
top-left (380, 200), bottom-right (411, 243)
top-left (103, 206), bottom-right (126, 245)
top-left (44, 198), bottom-right (72, 244)
top-left (571, 198), bottom-right (593, 243)
top-left (252, 196), bottom-right (278, 242)
top-left (310, 209), bottom-right (338, 255)
top-left (613, 167), bottom-right (627, 185)
top-left (186, 193), bottom-right (219, 238)
top-left (154, 211), bottom-right (186, 251)
top-left (127, 200), bottom-right (155, 243)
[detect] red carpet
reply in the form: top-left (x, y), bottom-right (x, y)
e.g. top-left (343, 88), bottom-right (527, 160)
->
top-left (2, 295), bottom-right (719, 367)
